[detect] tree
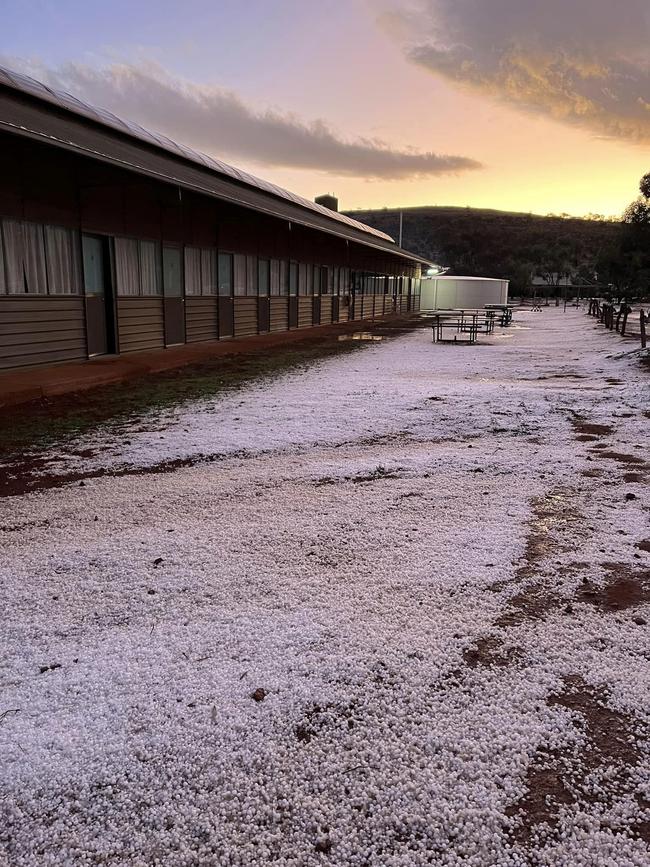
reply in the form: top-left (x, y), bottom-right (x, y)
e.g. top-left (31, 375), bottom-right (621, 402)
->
top-left (639, 173), bottom-right (650, 199)
top-left (622, 198), bottom-right (650, 225)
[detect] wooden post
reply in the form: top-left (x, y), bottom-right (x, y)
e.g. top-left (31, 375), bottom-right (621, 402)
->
top-left (615, 305), bottom-right (623, 332)
top-left (621, 305), bottom-right (629, 336)
top-left (641, 310), bottom-right (647, 349)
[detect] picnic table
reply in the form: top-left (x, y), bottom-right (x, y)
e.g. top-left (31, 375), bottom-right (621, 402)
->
top-left (484, 304), bottom-right (514, 326)
top-left (431, 309), bottom-right (496, 345)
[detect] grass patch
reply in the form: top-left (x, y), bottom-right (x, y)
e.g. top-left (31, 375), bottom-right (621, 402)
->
top-left (0, 335), bottom-right (365, 457)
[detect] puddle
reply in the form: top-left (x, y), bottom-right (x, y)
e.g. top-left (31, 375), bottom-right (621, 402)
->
top-left (338, 332), bottom-right (384, 342)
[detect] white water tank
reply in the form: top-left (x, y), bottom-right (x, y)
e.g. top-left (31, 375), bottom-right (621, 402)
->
top-left (420, 275), bottom-right (509, 310)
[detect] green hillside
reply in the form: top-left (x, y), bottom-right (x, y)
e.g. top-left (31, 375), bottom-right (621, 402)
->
top-left (345, 206), bottom-right (621, 293)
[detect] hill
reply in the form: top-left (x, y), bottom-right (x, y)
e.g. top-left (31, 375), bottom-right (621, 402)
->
top-left (344, 206), bottom-right (621, 293)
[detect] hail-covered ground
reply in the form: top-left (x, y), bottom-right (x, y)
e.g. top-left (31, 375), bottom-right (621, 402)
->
top-left (0, 310), bottom-right (648, 866)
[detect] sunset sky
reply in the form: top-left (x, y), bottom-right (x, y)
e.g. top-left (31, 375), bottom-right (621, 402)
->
top-left (2, 0), bottom-right (649, 218)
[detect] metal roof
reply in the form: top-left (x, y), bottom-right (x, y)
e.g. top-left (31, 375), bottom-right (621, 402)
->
top-left (0, 64), bottom-right (398, 246)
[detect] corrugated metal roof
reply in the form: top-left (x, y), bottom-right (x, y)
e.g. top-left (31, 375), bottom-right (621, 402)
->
top-left (0, 64), bottom-right (396, 245)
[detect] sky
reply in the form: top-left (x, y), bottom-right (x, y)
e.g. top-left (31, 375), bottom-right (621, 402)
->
top-left (1, 0), bottom-right (649, 217)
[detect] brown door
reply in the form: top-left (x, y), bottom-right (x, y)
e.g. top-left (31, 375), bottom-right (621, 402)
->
top-left (218, 297), bottom-right (234, 337)
top-left (82, 234), bottom-right (115, 357)
top-left (332, 295), bottom-right (340, 322)
top-left (288, 296), bottom-right (298, 328)
top-left (258, 297), bottom-right (270, 333)
top-left (312, 296), bottom-right (321, 326)
top-left (163, 246), bottom-right (185, 346)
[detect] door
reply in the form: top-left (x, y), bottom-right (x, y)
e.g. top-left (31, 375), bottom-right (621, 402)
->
top-left (312, 295), bottom-right (321, 326)
top-left (82, 234), bottom-right (115, 357)
top-left (331, 295), bottom-right (340, 323)
top-left (163, 246), bottom-right (185, 346)
top-left (258, 297), bottom-right (270, 333)
top-left (218, 297), bottom-right (234, 337)
top-left (288, 297), bottom-right (298, 328)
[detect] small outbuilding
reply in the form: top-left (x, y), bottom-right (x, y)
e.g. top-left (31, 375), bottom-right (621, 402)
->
top-left (420, 275), bottom-right (509, 310)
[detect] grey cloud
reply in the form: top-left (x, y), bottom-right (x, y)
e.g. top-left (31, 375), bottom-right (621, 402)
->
top-left (383, 0), bottom-right (650, 142)
top-left (4, 57), bottom-right (482, 180)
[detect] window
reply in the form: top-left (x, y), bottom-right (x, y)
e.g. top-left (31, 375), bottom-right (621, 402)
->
top-left (270, 259), bottom-right (281, 296)
top-left (279, 260), bottom-right (289, 296)
top-left (0, 219), bottom-right (81, 295)
top-left (115, 238), bottom-right (161, 296)
top-left (233, 253), bottom-right (247, 296)
top-left (139, 241), bottom-right (161, 295)
top-left (82, 235), bottom-right (105, 296)
top-left (218, 252), bottom-right (233, 296)
top-left (258, 258), bottom-right (270, 296)
top-left (313, 265), bottom-right (321, 296)
top-left (45, 226), bottom-right (81, 294)
top-left (184, 247), bottom-right (201, 296)
top-left (0, 220), bottom-right (23, 293)
top-left (246, 255), bottom-right (257, 296)
top-left (185, 247), bottom-right (218, 295)
top-left (289, 261), bottom-right (298, 296)
top-left (163, 247), bottom-right (182, 297)
top-left (115, 238), bottom-right (140, 296)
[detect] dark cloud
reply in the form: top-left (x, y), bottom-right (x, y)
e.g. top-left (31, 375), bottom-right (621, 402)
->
top-left (4, 57), bottom-right (482, 180)
top-left (384, 0), bottom-right (650, 142)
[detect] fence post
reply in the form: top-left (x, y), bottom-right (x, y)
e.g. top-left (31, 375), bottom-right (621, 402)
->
top-left (641, 310), bottom-right (647, 349)
top-left (621, 305), bottom-right (629, 336)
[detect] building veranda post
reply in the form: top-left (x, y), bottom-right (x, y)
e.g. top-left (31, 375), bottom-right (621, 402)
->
top-left (0, 67), bottom-right (427, 371)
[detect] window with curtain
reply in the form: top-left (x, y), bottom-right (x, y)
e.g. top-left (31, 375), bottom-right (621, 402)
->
top-left (298, 262), bottom-right (308, 295)
top-left (246, 255), bottom-right (257, 296)
top-left (202, 249), bottom-right (218, 295)
top-left (139, 241), bottom-right (161, 295)
top-left (115, 238), bottom-right (140, 296)
top-left (289, 261), bottom-right (298, 296)
top-left (270, 259), bottom-right (280, 296)
top-left (184, 247), bottom-right (201, 296)
top-left (233, 253), bottom-right (247, 296)
top-left (23, 223), bottom-right (48, 294)
top-left (45, 226), bottom-right (81, 295)
top-left (218, 252), bottom-right (233, 296)
top-left (1, 219), bottom-right (25, 293)
top-left (279, 260), bottom-right (289, 296)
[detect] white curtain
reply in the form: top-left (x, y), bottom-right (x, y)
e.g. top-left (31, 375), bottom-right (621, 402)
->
top-left (246, 254), bottom-right (257, 296)
top-left (45, 226), bottom-right (81, 295)
top-left (279, 260), bottom-right (288, 296)
top-left (23, 223), bottom-right (47, 294)
top-left (184, 247), bottom-right (201, 296)
top-left (298, 263), bottom-right (309, 295)
top-left (270, 259), bottom-right (280, 296)
top-left (139, 241), bottom-right (161, 295)
top-left (202, 249), bottom-right (218, 295)
top-left (2, 220), bottom-right (27, 293)
top-left (115, 238), bottom-right (140, 296)
top-left (233, 253), bottom-right (246, 296)
top-left (0, 221), bottom-right (22, 293)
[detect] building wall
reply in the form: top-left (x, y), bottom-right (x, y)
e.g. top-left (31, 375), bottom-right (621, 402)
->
top-left (420, 278), bottom-right (509, 310)
top-left (0, 132), bottom-right (421, 370)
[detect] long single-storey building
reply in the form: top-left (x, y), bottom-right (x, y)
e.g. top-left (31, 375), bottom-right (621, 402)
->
top-left (0, 66), bottom-right (428, 371)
